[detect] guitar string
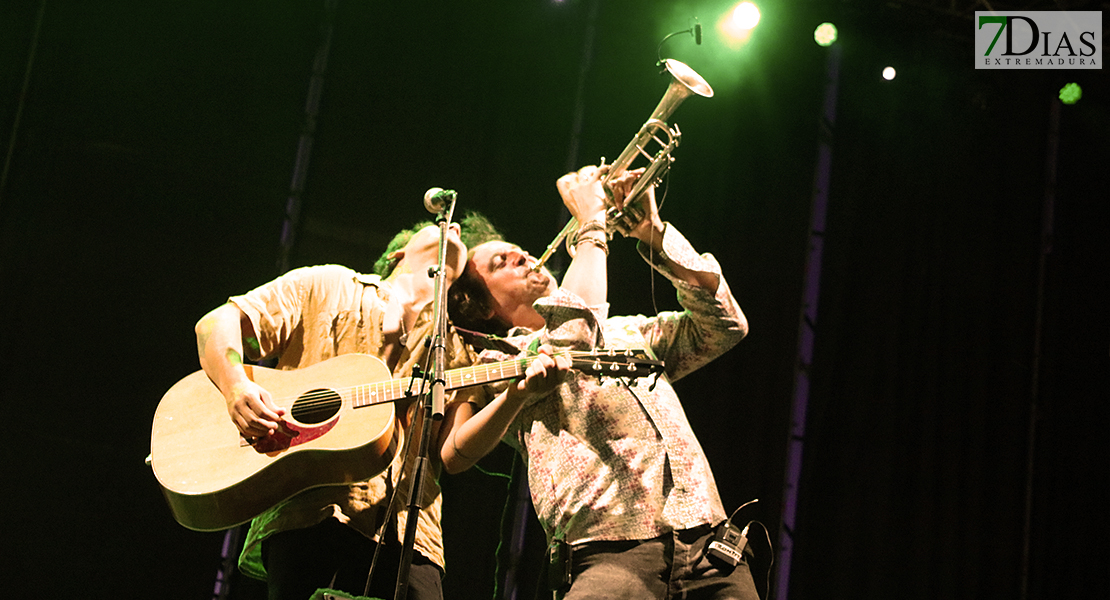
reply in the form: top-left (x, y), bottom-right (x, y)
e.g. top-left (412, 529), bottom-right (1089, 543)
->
top-left (272, 357), bottom-right (534, 411)
top-left (270, 352), bottom-right (655, 413)
top-left (281, 366), bottom-right (655, 414)
top-left (274, 353), bottom-right (654, 409)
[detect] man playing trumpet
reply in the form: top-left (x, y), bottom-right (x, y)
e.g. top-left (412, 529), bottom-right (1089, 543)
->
top-left (444, 165), bottom-right (757, 600)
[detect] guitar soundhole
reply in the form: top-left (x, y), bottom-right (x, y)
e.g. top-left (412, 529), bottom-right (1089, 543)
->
top-left (291, 388), bottom-right (342, 424)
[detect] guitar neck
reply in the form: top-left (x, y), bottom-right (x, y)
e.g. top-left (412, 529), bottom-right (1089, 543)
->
top-left (348, 349), bottom-right (661, 410)
top-left (350, 357), bottom-right (529, 409)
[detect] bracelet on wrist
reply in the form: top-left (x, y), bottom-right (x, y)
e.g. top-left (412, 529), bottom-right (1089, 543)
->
top-left (575, 219), bottom-right (610, 241)
top-left (574, 235), bottom-right (609, 256)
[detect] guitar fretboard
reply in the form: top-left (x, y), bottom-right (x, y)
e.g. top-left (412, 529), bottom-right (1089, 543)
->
top-left (351, 358), bottom-right (528, 408)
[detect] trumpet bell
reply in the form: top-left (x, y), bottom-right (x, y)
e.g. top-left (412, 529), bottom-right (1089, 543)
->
top-left (660, 58), bottom-right (714, 103)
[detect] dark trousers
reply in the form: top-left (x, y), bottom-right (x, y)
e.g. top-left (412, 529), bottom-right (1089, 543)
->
top-left (563, 525), bottom-right (760, 600)
top-left (262, 518), bottom-right (443, 600)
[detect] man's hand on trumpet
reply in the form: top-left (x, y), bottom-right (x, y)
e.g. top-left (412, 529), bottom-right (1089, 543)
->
top-left (605, 167), bottom-right (666, 246)
top-left (554, 164), bottom-right (612, 307)
top-left (555, 164), bottom-right (609, 226)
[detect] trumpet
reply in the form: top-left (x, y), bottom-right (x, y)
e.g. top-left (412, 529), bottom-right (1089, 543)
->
top-left (533, 58), bottom-right (714, 270)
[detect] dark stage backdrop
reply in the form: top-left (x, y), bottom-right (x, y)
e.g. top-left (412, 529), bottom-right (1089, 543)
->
top-left (1, 1), bottom-right (1105, 599)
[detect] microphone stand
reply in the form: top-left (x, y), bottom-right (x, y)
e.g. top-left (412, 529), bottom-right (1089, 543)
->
top-left (393, 196), bottom-right (455, 600)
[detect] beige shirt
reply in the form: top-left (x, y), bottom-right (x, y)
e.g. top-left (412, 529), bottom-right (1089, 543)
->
top-left (229, 264), bottom-right (475, 580)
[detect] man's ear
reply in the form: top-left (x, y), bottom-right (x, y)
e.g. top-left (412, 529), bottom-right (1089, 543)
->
top-left (388, 250), bottom-right (405, 272)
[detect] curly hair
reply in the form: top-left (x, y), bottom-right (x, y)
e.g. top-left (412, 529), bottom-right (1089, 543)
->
top-left (371, 220), bottom-right (433, 277)
top-left (371, 211), bottom-right (504, 278)
top-left (447, 258), bottom-right (513, 336)
top-left (447, 236), bottom-right (566, 337)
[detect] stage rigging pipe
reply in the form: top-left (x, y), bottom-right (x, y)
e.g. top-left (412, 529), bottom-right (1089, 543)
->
top-left (277, 0), bottom-right (338, 275)
top-left (774, 40), bottom-right (841, 600)
top-left (211, 1), bottom-right (338, 597)
top-left (1018, 95), bottom-right (1059, 600)
top-left (0, 0), bottom-right (47, 212)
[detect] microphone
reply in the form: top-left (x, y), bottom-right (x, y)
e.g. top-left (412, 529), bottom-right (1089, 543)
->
top-left (423, 187), bottom-right (456, 214)
top-left (694, 23), bottom-right (702, 45)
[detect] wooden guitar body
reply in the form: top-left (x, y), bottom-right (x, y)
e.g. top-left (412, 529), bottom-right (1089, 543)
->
top-left (150, 354), bottom-right (398, 531)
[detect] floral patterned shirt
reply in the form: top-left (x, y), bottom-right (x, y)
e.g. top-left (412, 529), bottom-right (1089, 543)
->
top-left (473, 225), bottom-right (747, 545)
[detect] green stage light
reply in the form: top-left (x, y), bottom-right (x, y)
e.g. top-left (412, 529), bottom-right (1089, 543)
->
top-left (721, 1), bottom-right (761, 45)
top-left (814, 22), bottom-right (837, 46)
top-left (1059, 83), bottom-right (1082, 104)
top-left (731, 2), bottom-right (761, 29)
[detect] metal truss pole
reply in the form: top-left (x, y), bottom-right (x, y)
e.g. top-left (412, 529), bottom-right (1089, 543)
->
top-left (276, 0), bottom-right (338, 275)
top-left (212, 2), bottom-right (338, 598)
top-left (774, 40), bottom-right (841, 600)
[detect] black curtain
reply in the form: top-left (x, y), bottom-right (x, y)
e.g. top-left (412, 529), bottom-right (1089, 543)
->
top-left (787, 30), bottom-right (1109, 600)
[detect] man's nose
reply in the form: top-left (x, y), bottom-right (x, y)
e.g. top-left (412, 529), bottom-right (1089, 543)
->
top-left (508, 249), bottom-right (530, 267)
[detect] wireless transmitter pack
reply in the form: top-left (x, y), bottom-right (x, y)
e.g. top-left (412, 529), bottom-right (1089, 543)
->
top-left (707, 520), bottom-right (749, 569)
top-left (708, 498), bottom-right (760, 569)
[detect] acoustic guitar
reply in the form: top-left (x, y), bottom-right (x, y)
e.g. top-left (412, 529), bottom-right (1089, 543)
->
top-left (150, 350), bottom-right (662, 531)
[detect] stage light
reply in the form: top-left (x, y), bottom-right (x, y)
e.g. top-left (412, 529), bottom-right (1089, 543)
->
top-left (721, 2), bottom-right (761, 44)
top-left (882, 66), bottom-right (897, 80)
top-left (731, 2), bottom-right (761, 29)
top-left (1059, 83), bottom-right (1082, 104)
top-left (814, 22), bottom-right (837, 46)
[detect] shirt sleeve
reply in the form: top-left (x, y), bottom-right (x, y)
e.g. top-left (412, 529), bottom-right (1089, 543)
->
top-left (621, 224), bottom-right (748, 382)
top-left (228, 265), bottom-right (353, 360)
top-left (532, 289), bottom-right (610, 350)
top-left (471, 332), bottom-right (537, 453)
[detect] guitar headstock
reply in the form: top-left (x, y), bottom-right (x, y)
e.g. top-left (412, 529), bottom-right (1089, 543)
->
top-left (568, 349), bottom-right (664, 381)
